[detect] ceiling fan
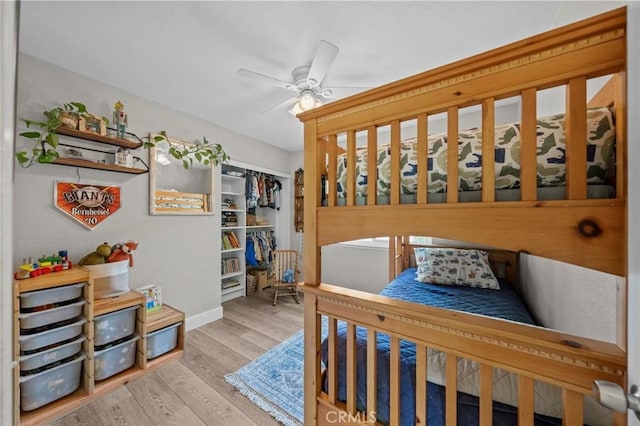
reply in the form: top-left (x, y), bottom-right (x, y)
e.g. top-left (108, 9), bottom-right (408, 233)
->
top-left (237, 40), bottom-right (366, 115)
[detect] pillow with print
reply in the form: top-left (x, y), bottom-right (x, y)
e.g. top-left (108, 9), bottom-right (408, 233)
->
top-left (414, 247), bottom-right (500, 290)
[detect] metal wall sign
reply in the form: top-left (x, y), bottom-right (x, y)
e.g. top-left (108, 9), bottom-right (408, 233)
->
top-left (55, 181), bottom-right (121, 229)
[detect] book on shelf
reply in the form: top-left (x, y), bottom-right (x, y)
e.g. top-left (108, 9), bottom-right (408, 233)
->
top-left (222, 279), bottom-right (240, 289)
top-left (222, 231), bottom-right (240, 250)
top-left (222, 257), bottom-right (240, 274)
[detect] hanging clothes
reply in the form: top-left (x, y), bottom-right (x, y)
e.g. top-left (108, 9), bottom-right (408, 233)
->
top-left (246, 173), bottom-right (259, 213)
top-left (270, 179), bottom-right (281, 210)
top-left (246, 231), bottom-right (277, 266)
top-left (259, 174), bottom-right (269, 207)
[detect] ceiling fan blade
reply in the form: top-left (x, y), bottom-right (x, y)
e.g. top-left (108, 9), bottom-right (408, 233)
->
top-left (318, 86), bottom-right (372, 99)
top-left (307, 40), bottom-right (339, 87)
top-left (237, 68), bottom-right (297, 92)
top-left (262, 96), bottom-right (299, 115)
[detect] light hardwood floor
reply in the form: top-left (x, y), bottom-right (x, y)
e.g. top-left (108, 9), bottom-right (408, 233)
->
top-left (49, 289), bottom-right (304, 426)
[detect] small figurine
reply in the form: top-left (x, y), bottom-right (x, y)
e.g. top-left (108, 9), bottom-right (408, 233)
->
top-left (115, 148), bottom-right (133, 168)
top-left (113, 101), bottom-right (128, 138)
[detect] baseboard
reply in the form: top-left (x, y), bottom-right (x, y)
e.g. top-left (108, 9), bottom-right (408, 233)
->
top-left (185, 306), bottom-right (223, 331)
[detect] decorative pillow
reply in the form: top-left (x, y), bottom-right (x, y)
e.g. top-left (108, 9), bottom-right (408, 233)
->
top-left (414, 247), bottom-right (500, 290)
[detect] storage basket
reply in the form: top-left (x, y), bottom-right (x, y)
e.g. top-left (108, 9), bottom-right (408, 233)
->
top-left (147, 323), bottom-right (181, 359)
top-left (94, 306), bottom-right (137, 346)
top-left (20, 353), bottom-right (85, 411)
top-left (94, 334), bottom-right (139, 381)
top-left (246, 214), bottom-right (256, 226)
top-left (19, 283), bottom-right (85, 309)
top-left (81, 260), bottom-right (129, 299)
top-left (246, 274), bottom-right (257, 295)
top-left (19, 334), bottom-right (85, 372)
top-left (19, 299), bottom-right (85, 331)
top-left (19, 318), bottom-right (86, 354)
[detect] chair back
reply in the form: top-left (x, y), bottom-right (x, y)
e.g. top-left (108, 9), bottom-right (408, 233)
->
top-left (272, 250), bottom-right (299, 284)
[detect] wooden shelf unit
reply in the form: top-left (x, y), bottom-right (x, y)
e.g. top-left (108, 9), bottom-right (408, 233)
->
top-left (294, 169), bottom-right (303, 233)
top-left (52, 127), bottom-right (148, 174)
top-left (52, 157), bottom-right (147, 174)
top-left (56, 127), bottom-right (142, 149)
top-left (13, 269), bottom-right (184, 425)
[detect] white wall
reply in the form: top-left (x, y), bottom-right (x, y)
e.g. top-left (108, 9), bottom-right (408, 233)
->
top-left (321, 244), bottom-right (389, 294)
top-left (520, 255), bottom-right (620, 343)
top-left (14, 54), bottom-right (292, 321)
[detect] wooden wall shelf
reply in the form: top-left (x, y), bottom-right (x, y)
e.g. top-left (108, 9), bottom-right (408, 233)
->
top-left (57, 127), bottom-right (142, 149)
top-left (52, 158), bottom-right (147, 174)
top-left (50, 127), bottom-right (148, 174)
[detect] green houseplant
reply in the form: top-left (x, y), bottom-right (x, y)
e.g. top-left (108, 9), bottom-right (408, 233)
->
top-left (16, 102), bottom-right (229, 169)
top-left (16, 101), bottom-right (90, 167)
top-left (145, 131), bottom-right (230, 169)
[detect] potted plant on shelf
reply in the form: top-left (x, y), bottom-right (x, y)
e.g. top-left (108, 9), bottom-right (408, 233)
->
top-left (15, 101), bottom-right (94, 167)
top-left (16, 102), bottom-right (229, 170)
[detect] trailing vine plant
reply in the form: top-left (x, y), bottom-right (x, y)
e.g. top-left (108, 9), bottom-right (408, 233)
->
top-left (16, 102), bottom-right (230, 170)
top-left (16, 102), bottom-right (91, 168)
top-left (144, 131), bottom-right (230, 169)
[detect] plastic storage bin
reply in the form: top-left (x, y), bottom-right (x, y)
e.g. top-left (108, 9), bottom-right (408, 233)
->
top-left (19, 354), bottom-right (85, 411)
top-left (19, 299), bottom-right (85, 330)
top-left (93, 334), bottom-right (139, 381)
top-left (94, 306), bottom-right (137, 346)
top-left (19, 317), bottom-right (86, 353)
top-left (19, 283), bottom-right (85, 309)
top-left (81, 260), bottom-right (129, 299)
top-left (19, 334), bottom-right (85, 372)
top-left (147, 323), bottom-right (181, 359)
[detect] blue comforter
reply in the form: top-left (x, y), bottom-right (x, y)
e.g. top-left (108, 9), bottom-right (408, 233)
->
top-left (321, 268), bottom-right (561, 425)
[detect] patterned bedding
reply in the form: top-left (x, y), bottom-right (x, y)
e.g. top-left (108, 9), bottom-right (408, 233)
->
top-left (335, 107), bottom-right (615, 198)
top-left (321, 269), bottom-right (611, 425)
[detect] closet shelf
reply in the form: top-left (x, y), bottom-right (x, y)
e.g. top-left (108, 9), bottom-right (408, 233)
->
top-left (221, 271), bottom-right (243, 280)
top-left (222, 248), bottom-right (244, 254)
top-left (247, 225), bottom-right (275, 229)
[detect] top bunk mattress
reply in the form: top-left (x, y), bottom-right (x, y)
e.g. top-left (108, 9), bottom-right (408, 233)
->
top-left (333, 106), bottom-right (616, 201)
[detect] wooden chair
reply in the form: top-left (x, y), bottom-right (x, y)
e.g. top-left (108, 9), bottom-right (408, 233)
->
top-left (271, 249), bottom-right (300, 306)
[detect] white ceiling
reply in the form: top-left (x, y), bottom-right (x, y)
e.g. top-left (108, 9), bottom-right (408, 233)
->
top-left (17, 1), bottom-right (623, 152)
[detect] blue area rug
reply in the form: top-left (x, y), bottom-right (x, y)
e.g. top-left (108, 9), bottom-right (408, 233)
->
top-left (225, 318), bottom-right (327, 426)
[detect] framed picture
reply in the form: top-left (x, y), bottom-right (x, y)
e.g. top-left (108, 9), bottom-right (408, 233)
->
top-left (79, 115), bottom-right (107, 135)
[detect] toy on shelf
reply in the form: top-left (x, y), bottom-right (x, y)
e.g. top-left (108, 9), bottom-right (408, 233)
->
top-left (113, 101), bottom-right (128, 138)
top-left (78, 242), bottom-right (112, 266)
top-left (107, 241), bottom-right (138, 267)
top-left (15, 250), bottom-right (72, 280)
top-left (137, 284), bottom-right (161, 312)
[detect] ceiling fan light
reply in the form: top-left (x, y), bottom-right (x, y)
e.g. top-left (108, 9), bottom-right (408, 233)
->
top-left (299, 91), bottom-right (317, 111)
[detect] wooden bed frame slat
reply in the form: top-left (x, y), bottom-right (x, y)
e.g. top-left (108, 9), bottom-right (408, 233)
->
top-left (566, 76), bottom-right (588, 200)
top-left (446, 107), bottom-right (459, 204)
top-left (520, 88), bottom-right (538, 202)
top-left (481, 98), bottom-right (495, 202)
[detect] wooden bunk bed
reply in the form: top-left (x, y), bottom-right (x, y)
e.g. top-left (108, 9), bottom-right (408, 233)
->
top-left (297, 7), bottom-right (627, 426)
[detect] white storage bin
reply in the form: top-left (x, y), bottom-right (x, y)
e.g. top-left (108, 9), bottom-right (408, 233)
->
top-left (19, 283), bottom-right (85, 309)
top-left (19, 318), bottom-right (86, 353)
top-left (147, 323), bottom-right (181, 359)
top-left (81, 260), bottom-right (129, 299)
top-left (94, 306), bottom-right (137, 346)
top-left (20, 354), bottom-right (85, 411)
top-left (94, 334), bottom-right (139, 381)
top-left (19, 299), bottom-right (85, 330)
top-left (19, 335), bottom-right (85, 372)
